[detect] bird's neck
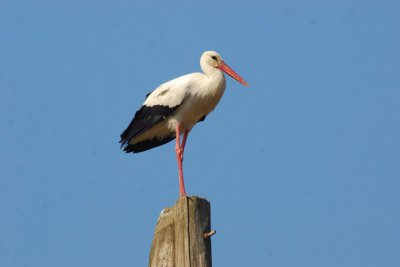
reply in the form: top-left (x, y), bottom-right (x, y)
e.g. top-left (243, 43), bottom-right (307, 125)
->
top-left (201, 64), bottom-right (225, 89)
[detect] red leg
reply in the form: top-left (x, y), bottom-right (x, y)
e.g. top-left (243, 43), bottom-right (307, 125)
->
top-left (175, 124), bottom-right (186, 198)
top-left (180, 129), bottom-right (190, 161)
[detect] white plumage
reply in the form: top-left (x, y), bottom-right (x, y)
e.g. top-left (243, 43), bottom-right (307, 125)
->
top-left (120, 50), bottom-right (248, 197)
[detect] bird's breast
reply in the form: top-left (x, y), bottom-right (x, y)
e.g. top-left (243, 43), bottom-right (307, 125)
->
top-left (167, 81), bottom-right (225, 132)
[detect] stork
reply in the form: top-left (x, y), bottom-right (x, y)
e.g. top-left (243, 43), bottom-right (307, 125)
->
top-left (120, 51), bottom-right (248, 198)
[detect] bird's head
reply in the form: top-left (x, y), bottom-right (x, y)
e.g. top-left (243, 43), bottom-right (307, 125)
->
top-left (201, 51), bottom-right (249, 86)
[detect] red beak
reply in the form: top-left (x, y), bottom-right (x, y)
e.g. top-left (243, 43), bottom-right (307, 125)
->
top-left (217, 61), bottom-right (249, 87)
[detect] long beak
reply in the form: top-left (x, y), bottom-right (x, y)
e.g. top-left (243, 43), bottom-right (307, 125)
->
top-left (217, 61), bottom-right (249, 87)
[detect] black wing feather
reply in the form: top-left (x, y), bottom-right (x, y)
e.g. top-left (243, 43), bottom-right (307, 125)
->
top-left (120, 104), bottom-right (179, 151)
top-left (123, 135), bottom-right (176, 153)
top-left (198, 115), bottom-right (207, 122)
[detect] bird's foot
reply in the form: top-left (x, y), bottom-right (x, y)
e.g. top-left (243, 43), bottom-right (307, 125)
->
top-left (179, 190), bottom-right (187, 198)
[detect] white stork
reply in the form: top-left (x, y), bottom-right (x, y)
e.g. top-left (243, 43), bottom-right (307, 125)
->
top-left (120, 51), bottom-right (248, 197)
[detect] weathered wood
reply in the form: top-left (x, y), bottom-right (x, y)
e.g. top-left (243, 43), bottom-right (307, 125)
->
top-left (149, 196), bottom-right (213, 267)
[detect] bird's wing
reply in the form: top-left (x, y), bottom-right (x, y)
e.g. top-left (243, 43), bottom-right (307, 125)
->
top-left (119, 78), bottom-right (189, 149)
top-left (143, 76), bottom-right (189, 107)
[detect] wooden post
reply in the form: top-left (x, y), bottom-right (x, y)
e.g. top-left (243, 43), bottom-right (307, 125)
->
top-left (148, 196), bottom-right (214, 267)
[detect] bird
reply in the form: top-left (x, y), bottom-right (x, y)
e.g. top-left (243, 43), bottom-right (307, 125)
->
top-left (120, 50), bottom-right (248, 198)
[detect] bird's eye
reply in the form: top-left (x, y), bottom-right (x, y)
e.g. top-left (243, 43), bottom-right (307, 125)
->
top-left (211, 56), bottom-right (217, 61)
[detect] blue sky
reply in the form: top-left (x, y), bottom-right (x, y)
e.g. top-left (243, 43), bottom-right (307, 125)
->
top-left (1, 0), bottom-right (399, 266)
